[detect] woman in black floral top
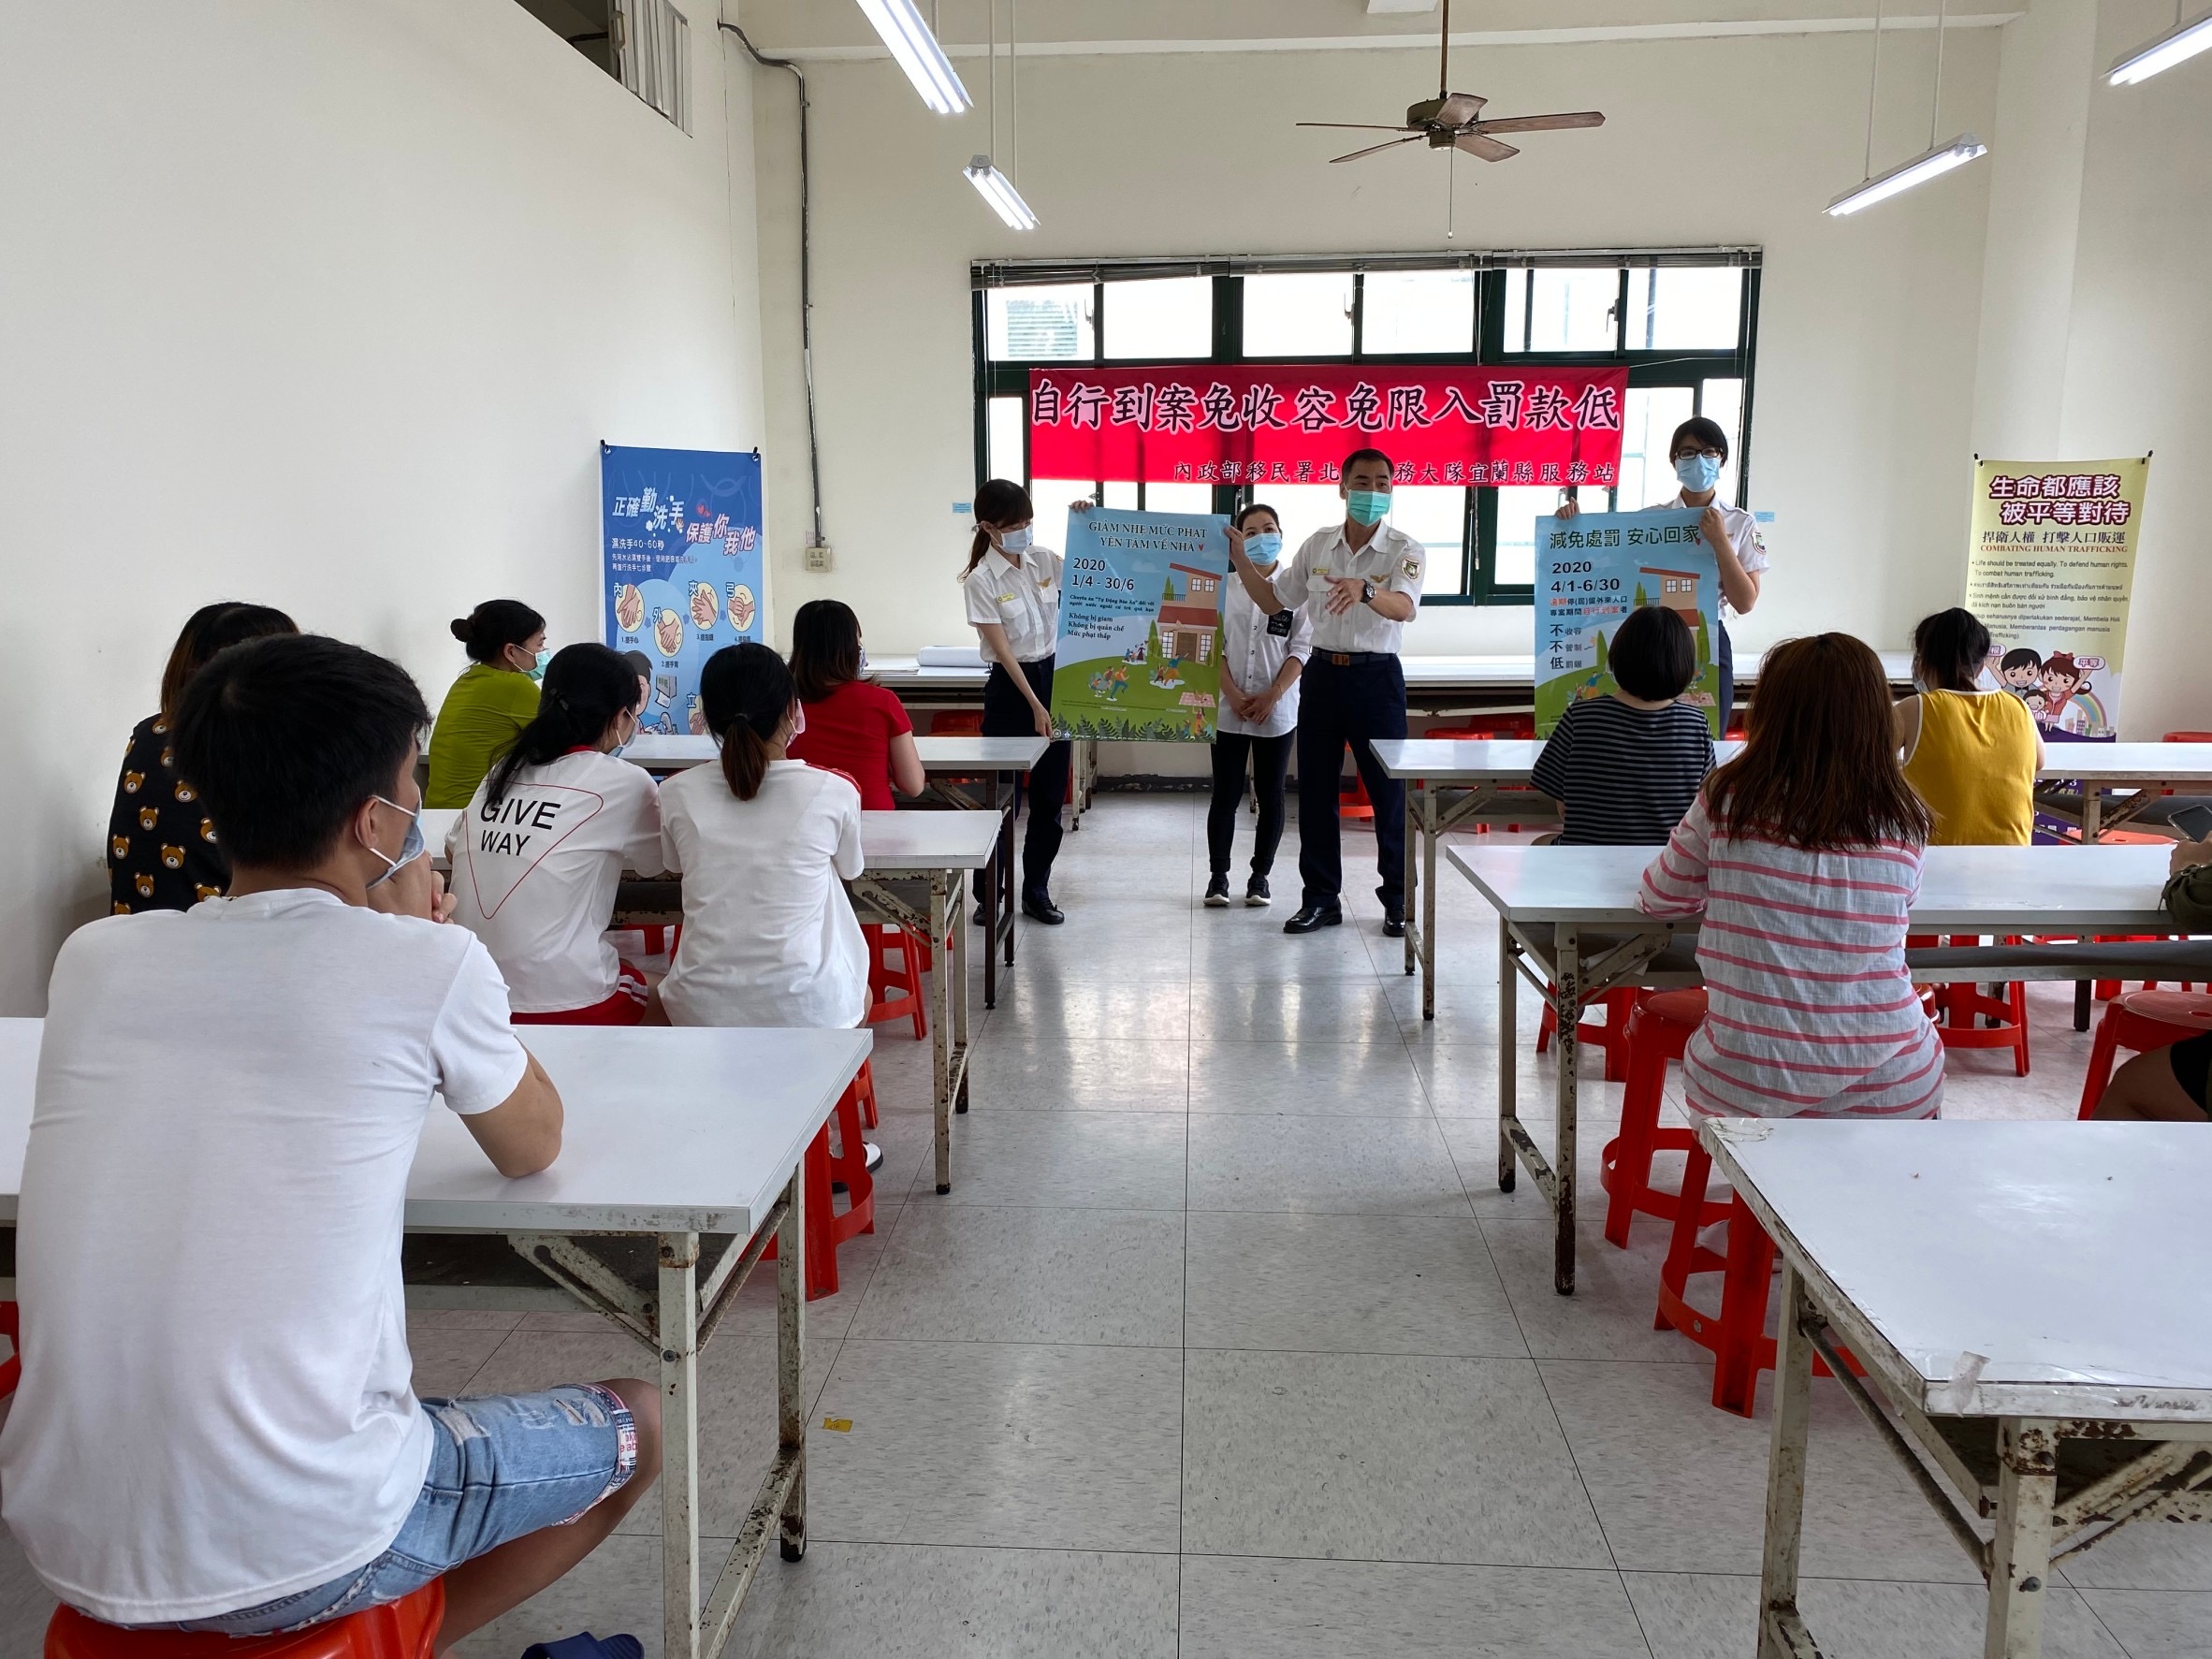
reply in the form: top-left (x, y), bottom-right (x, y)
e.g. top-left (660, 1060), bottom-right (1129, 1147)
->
top-left (108, 603), bottom-right (297, 913)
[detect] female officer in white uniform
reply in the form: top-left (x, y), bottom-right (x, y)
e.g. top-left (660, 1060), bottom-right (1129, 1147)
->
top-left (1207, 502), bottom-right (1313, 909)
top-left (963, 478), bottom-right (1071, 924)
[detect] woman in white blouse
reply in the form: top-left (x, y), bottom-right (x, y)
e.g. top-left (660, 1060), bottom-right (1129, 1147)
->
top-left (1206, 502), bottom-right (1313, 908)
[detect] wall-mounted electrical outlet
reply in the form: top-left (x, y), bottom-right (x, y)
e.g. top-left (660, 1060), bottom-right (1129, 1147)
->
top-left (804, 543), bottom-right (833, 573)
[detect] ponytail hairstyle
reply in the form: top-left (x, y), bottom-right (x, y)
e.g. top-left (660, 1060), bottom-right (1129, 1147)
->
top-left (790, 599), bottom-right (863, 703)
top-left (700, 642), bottom-right (796, 802)
top-left (449, 599), bottom-right (546, 667)
top-left (965, 478), bottom-right (1036, 575)
top-left (483, 643), bottom-right (643, 808)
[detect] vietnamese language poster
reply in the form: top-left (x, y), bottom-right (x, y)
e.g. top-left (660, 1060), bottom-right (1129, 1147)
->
top-left (1049, 506), bottom-right (1232, 742)
top-left (1534, 509), bottom-right (1721, 737)
top-left (600, 444), bottom-right (764, 735)
top-left (1965, 458), bottom-right (2148, 741)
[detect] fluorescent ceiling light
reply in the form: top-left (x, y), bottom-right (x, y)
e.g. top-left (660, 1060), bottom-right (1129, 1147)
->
top-left (2108, 10), bottom-right (2212, 84)
top-left (1825, 133), bottom-right (1986, 216)
top-left (853, 0), bottom-right (971, 113)
top-left (966, 157), bottom-right (1039, 229)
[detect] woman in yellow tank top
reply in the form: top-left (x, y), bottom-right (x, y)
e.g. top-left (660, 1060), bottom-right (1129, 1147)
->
top-left (1895, 607), bottom-right (2045, 845)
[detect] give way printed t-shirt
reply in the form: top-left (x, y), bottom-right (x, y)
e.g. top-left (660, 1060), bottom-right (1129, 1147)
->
top-left (446, 749), bottom-right (663, 1014)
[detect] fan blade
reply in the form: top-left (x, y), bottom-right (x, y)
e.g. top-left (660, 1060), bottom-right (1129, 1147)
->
top-left (1297, 122), bottom-right (1423, 132)
top-left (1436, 92), bottom-right (1488, 126)
top-left (1331, 135), bottom-right (1427, 164)
top-left (1453, 132), bottom-right (1520, 162)
top-left (1470, 110), bottom-right (1606, 136)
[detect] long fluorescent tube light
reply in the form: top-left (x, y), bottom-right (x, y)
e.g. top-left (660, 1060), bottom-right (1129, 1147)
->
top-left (966, 157), bottom-right (1039, 229)
top-left (2108, 10), bottom-right (2212, 84)
top-left (853, 0), bottom-right (971, 114)
top-left (1825, 133), bottom-right (1986, 216)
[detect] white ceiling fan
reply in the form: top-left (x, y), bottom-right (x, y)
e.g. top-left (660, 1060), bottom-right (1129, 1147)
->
top-left (1300, 0), bottom-right (1606, 166)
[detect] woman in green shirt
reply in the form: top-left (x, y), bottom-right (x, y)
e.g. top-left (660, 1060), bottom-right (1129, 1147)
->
top-left (425, 599), bottom-right (547, 808)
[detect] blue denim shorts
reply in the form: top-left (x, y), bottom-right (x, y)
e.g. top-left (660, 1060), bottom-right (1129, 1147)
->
top-left (154, 1383), bottom-right (638, 1637)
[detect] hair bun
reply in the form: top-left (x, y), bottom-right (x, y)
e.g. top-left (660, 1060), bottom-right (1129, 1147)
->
top-left (449, 618), bottom-right (472, 642)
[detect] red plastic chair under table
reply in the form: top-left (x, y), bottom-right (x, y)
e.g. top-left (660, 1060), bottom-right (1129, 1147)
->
top-left (1536, 988), bottom-right (1639, 1084)
top-left (1907, 935), bottom-right (2030, 1077)
top-left (863, 924), bottom-right (930, 1046)
top-left (46, 1585), bottom-right (444, 1659)
top-left (1600, 990), bottom-right (1729, 1248)
top-left (764, 1063), bottom-right (879, 1299)
top-left (2077, 990), bottom-right (2212, 1117)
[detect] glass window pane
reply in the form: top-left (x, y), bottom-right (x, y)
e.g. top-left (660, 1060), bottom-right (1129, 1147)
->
top-left (1102, 276), bottom-right (1211, 359)
top-left (1241, 272), bottom-right (1353, 357)
top-left (987, 396), bottom-right (1025, 485)
top-left (1388, 487), bottom-right (1466, 588)
top-left (1361, 269), bottom-right (1476, 355)
top-left (1629, 267), bottom-right (1743, 351)
top-left (1502, 267), bottom-right (1620, 353)
top-left (986, 284), bottom-right (1093, 361)
top-left (1702, 378), bottom-right (1745, 502)
top-left (1492, 486), bottom-right (1555, 589)
top-left (1029, 482), bottom-right (1097, 545)
top-left (1619, 385), bottom-right (1695, 508)
top-left (1101, 480), bottom-right (1139, 510)
top-left (1142, 481), bottom-right (1215, 514)
top-left (1258, 483), bottom-right (1349, 563)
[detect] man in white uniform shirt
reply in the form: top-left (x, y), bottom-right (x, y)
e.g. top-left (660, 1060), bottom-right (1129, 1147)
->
top-left (1226, 447), bottom-right (1424, 937)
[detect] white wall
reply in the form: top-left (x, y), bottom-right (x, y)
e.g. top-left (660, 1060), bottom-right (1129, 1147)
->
top-left (0, 0), bottom-right (767, 1012)
top-left (749, 26), bottom-right (2002, 663)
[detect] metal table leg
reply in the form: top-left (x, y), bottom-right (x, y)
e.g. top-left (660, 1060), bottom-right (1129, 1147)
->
top-left (1497, 916), bottom-right (1518, 1193)
top-left (932, 871), bottom-right (955, 1193)
top-left (1757, 1265), bottom-right (1818, 1659)
top-left (1986, 1419), bottom-right (2059, 1658)
top-left (1402, 782), bottom-right (1419, 979)
top-left (659, 1232), bottom-right (702, 1659)
top-left (982, 775), bottom-right (1001, 1011)
top-left (1553, 924), bottom-right (1580, 1295)
top-left (1420, 783), bottom-right (1439, 1010)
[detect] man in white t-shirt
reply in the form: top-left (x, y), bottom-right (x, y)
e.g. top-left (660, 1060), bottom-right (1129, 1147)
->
top-left (0, 635), bottom-right (660, 1647)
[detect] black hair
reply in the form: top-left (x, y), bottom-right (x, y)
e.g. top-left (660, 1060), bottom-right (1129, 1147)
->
top-left (1669, 416), bottom-right (1731, 463)
top-left (1610, 605), bottom-right (1698, 702)
top-left (1913, 606), bottom-right (1994, 693)
top-left (621, 648), bottom-right (654, 685)
top-left (1341, 447), bottom-right (1395, 479)
top-left (967, 478), bottom-right (1036, 575)
top-left (449, 599), bottom-right (546, 666)
top-left (173, 634), bottom-right (429, 870)
top-left (792, 600), bottom-right (864, 704)
top-left (1236, 502), bottom-right (1282, 534)
top-left (483, 643), bottom-right (644, 808)
top-left (700, 642), bottom-right (795, 802)
top-left (158, 603), bottom-right (299, 717)
top-left (2000, 647), bottom-right (2043, 676)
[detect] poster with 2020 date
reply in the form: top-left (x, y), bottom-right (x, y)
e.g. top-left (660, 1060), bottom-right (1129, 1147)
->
top-left (1048, 507), bottom-right (1232, 742)
top-left (1534, 509), bottom-right (1721, 737)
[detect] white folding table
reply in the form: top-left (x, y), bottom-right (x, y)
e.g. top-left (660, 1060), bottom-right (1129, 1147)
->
top-left (0, 1017), bottom-right (868, 1659)
top-left (1449, 842), bottom-right (2177, 1295)
top-left (1709, 1118), bottom-right (2212, 1659)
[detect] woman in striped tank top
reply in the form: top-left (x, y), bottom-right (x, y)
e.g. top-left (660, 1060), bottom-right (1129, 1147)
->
top-left (1637, 633), bottom-right (1944, 1121)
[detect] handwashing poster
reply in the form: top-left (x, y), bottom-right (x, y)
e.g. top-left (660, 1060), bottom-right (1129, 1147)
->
top-left (1965, 458), bottom-right (2148, 741)
top-left (1534, 509), bottom-right (1721, 737)
top-left (1049, 506), bottom-right (1232, 742)
top-left (600, 444), bottom-right (764, 735)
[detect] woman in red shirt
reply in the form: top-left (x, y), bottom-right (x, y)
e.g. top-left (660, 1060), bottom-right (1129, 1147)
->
top-left (787, 600), bottom-right (924, 809)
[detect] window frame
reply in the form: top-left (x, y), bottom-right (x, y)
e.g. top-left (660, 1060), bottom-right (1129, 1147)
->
top-left (973, 252), bottom-right (1760, 606)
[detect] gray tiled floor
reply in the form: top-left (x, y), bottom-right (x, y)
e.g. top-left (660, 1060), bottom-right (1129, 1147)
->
top-left (5, 796), bottom-right (2205, 1655)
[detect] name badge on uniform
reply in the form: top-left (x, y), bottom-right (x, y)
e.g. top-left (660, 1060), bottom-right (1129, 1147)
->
top-left (1266, 609), bottom-right (1294, 638)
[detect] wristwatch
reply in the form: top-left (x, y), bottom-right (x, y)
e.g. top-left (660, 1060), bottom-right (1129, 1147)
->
top-left (1360, 579), bottom-right (1376, 606)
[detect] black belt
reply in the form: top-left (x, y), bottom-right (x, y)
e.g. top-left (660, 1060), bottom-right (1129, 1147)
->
top-left (1314, 650), bottom-right (1394, 666)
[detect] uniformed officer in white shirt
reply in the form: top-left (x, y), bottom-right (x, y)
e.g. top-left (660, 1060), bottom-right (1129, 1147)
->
top-left (962, 478), bottom-right (1072, 924)
top-left (1559, 414), bottom-right (1768, 726)
top-left (1206, 502), bottom-right (1314, 909)
top-left (1226, 447), bottom-right (1424, 937)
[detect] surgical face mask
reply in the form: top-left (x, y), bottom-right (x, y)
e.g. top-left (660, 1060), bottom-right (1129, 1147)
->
top-left (1245, 530), bottom-right (1284, 563)
top-left (1674, 453), bottom-right (1724, 494)
top-left (790, 703), bottom-right (807, 741)
top-left (516, 646), bottom-right (552, 680)
top-left (364, 794), bottom-right (425, 889)
top-left (1346, 489), bottom-right (1391, 527)
top-left (996, 525), bottom-right (1034, 555)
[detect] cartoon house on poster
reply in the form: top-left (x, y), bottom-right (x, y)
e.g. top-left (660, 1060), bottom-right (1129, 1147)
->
top-left (1638, 567), bottom-right (1701, 623)
top-left (1157, 564), bottom-right (1223, 662)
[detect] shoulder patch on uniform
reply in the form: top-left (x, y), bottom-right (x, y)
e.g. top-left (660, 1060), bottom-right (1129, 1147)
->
top-left (1401, 557), bottom-right (1421, 580)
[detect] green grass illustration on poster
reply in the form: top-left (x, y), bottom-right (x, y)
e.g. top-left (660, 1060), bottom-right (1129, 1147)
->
top-left (1049, 505), bottom-right (1233, 742)
top-left (1534, 509), bottom-right (1722, 737)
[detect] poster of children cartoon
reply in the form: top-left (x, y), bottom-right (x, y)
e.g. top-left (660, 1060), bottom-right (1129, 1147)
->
top-left (1534, 508), bottom-right (1722, 737)
top-left (1049, 506), bottom-right (1231, 742)
top-left (1965, 458), bottom-right (2147, 741)
top-left (601, 444), bottom-right (765, 735)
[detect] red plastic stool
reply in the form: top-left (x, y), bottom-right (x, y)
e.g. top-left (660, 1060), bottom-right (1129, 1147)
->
top-left (46, 1581), bottom-right (443, 1659)
top-left (763, 1064), bottom-right (877, 1300)
top-left (930, 711), bottom-right (983, 735)
top-left (1601, 990), bottom-right (1729, 1248)
top-left (1535, 987), bottom-right (1639, 1084)
top-left (0, 1300), bottom-right (17, 1400)
top-left (1908, 935), bottom-right (2030, 1076)
top-left (863, 924), bottom-right (930, 1042)
top-left (2077, 990), bottom-right (2212, 1117)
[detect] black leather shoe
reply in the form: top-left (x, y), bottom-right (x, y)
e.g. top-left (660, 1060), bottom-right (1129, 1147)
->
top-left (1022, 892), bottom-right (1066, 925)
top-left (1382, 904), bottom-right (1407, 939)
top-left (1283, 903), bottom-right (1343, 934)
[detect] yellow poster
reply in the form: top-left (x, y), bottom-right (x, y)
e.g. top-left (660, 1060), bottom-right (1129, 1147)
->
top-left (1965, 458), bottom-right (2149, 740)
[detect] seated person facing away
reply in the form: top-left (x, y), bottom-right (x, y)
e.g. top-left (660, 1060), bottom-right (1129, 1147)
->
top-left (446, 642), bottom-right (663, 1026)
top-left (1896, 604), bottom-right (2043, 845)
top-left (0, 634), bottom-right (659, 1647)
top-left (108, 601), bottom-right (297, 913)
top-left (786, 597), bottom-right (924, 810)
top-left (2096, 836), bottom-right (2212, 1121)
top-left (427, 598), bottom-right (546, 808)
top-left (1530, 604), bottom-right (1714, 845)
top-left (1637, 633), bottom-right (1943, 1121)
top-left (658, 642), bottom-right (869, 1030)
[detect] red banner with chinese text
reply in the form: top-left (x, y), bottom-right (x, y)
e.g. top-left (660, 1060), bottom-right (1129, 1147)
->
top-left (1027, 363), bottom-right (1628, 488)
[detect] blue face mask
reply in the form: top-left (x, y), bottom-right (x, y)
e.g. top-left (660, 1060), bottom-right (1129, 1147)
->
top-left (526, 648), bottom-right (553, 681)
top-left (1675, 453), bottom-right (1724, 494)
top-left (997, 525), bottom-right (1034, 555)
top-left (1245, 530), bottom-right (1283, 562)
top-left (364, 795), bottom-right (426, 889)
top-left (1346, 489), bottom-right (1391, 527)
